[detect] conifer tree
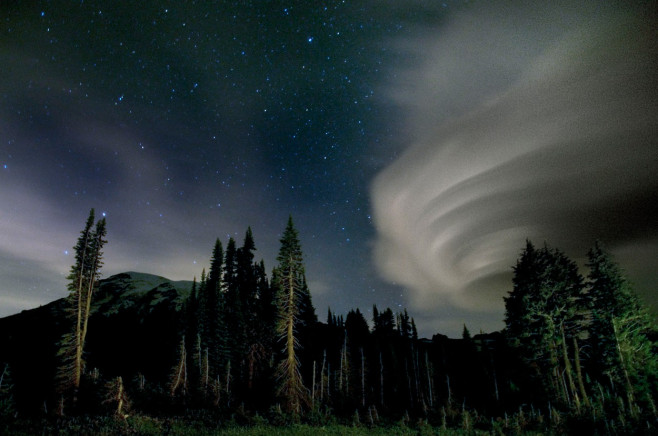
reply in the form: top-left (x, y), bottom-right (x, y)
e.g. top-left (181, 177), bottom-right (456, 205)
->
top-left (345, 309), bottom-right (370, 346)
top-left (223, 237), bottom-right (238, 298)
top-left (585, 241), bottom-right (658, 407)
top-left (462, 324), bottom-right (472, 341)
top-left (398, 309), bottom-right (411, 339)
top-left (237, 228), bottom-right (258, 309)
top-left (255, 260), bottom-right (275, 353)
top-left (236, 229), bottom-right (259, 367)
top-left (410, 318), bottom-right (418, 341)
top-left (204, 239), bottom-right (227, 380)
top-left (223, 237), bottom-right (240, 373)
top-left (57, 209), bottom-right (107, 404)
top-left (504, 240), bottom-right (585, 403)
top-left (273, 216), bottom-right (310, 414)
top-left (374, 308), bottom-right (396, 338)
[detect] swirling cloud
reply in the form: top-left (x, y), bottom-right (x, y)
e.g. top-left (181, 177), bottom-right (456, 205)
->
top-left (372, 3), bottom-right (658, 334)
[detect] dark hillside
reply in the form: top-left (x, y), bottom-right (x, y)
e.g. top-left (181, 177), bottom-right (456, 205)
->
top-left (0, 272), bottom-right (192, 413)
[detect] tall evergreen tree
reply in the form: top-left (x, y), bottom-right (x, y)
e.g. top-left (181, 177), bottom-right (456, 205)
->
top-left (374, 308), bottom-right (396, 338)
top-left (223, 237), bottom-right (240, 372)
top-left (255, 260), bottom-right (275, 351)
top-left (345, 309), bottom-right (370, 347)
top-left (223, 237), bottom-right (238, 298)
top-left (203, 239), bottom-right (226, 382)
top-left (237, 228), bottom-right (257, 304)
top-left (462, 324), bottom-right (472, 342)
top-left (504, 240), bottom-right (585, 404)
top-left (273, 216), bottom-right (311, 414)
top-left (585, 241), bottom-right (658, 408)
top-left (57, 209), bottom-right (107, 405)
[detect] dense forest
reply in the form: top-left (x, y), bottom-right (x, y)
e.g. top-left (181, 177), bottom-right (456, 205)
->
top-left (1, 209), bottom-right (657, 435)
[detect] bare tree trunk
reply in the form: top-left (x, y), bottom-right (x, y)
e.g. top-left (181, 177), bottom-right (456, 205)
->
top-left (560, 324), bottom-right (579, 410)
top-left (572, 336), bottom-right (590, 408)
top-left (493, 369), bottom-right (500, 403)
top-left (78, 228), bottom-right (105, 388)
top-left (116, 377), bottom-right (125, 418)
top-left (71, 224), bottom-right (91, 401)
top-left (320, 351), bottom-right (326, 401)
top-left (226, 360), bottom-right (231, 394)
top-left (203, 348), bottom-right (209, 392)
top-left (612, 318), bottom-right (637, 416)
top-left (170, 336), bottom-right (188, 397)
top-left (446, 374), bottom-right (452, 406)
top-left (312, 360), bottom-right (316, 407)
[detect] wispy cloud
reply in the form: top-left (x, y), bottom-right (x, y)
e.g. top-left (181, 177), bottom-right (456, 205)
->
top-left (371, 3), bottom-right (658, 332)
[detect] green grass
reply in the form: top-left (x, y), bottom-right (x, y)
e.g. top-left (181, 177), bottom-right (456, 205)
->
top-left (6, 416), bottom-right (526, 436)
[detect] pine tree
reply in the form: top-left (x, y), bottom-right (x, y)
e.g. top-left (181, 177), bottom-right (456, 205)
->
top-left (585, 241), bottom-right (658, 409)
top-left (255, 260), bottom-right (275, 354)
top-left (345, 309), bottom-right (370, 346)
top-left (374, 308), bottom-right (396, 338)
top-left (237, 228), bottom-right (258, 309)
top-left (57, 209), bottom-right (107, 405)
top-left (398, 309), bottom-right (411, 339)
top-left (204, 239), bottom-right (227, 381)
top-left (504, 240), bottom-right (585, 404)
top-left (273, 216), bottom-right (310, 414)
top-left (462, 324), bottom-right (472, 341)
top-left (235, 229), bottom-right (259, 372)
top-left (410, 318), bottom-right (418, 341)
top-left (223, 237), bottom-right (240, 376)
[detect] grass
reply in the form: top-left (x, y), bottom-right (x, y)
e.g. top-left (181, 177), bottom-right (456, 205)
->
top-left (6, 415), bottom-right (545, 436)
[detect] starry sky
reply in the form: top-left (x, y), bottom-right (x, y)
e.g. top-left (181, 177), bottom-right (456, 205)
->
top-left (1, 1), bottom-right (657, 338)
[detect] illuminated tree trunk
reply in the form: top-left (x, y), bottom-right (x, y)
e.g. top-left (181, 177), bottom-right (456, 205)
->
top-left (57, 210), bottom-right (107, 405)
top-left (274, 217), bottom-right (312, 415)
top-left (276, 261), bottom-right (306, 414)
top-left (76, 219), bottom-right (106, 392)
top-left (572, 336), bottom-right (590, 408)
top-left (170, 336), bottom-right (188, 397)
top-left (560, 323), bottom-right (579, 410)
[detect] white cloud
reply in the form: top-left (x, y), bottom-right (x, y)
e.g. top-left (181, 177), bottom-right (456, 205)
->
top-left (371, 3), bottom-right (658, 331)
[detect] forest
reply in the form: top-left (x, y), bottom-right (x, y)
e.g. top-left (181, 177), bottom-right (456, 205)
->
top-left (1, 209), bottom-right (657, 435)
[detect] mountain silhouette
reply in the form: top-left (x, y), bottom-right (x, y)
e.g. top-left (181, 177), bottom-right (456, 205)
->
top-left (0, 272), bottom-right (193, 412)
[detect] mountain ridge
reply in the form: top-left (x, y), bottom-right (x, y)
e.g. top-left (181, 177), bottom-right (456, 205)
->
top-left (0, 271), bottom-right (194, 412)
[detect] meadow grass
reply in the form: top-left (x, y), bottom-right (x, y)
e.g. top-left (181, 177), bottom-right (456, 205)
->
top-left (6, 416), bottom-right (530, 436)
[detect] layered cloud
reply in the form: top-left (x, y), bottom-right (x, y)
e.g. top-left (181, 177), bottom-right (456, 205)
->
top-left (371, 3), bottom-right (658, 332)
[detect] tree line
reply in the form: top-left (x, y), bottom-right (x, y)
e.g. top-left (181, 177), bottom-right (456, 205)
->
top-left (2, 209), bottom-right (657, 434)
top-left (504, 240), bottom-right (658, 424)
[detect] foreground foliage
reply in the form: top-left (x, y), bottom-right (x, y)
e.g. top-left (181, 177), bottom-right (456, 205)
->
top-left (1, 413), bottom-right (577, 436)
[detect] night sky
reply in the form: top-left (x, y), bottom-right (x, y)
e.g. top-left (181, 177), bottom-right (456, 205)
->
top-left (2, 1), bottom-right (657, 338)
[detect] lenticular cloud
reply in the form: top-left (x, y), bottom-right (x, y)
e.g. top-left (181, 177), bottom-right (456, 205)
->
top-left (371, 3), bottom-right (658, 322)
